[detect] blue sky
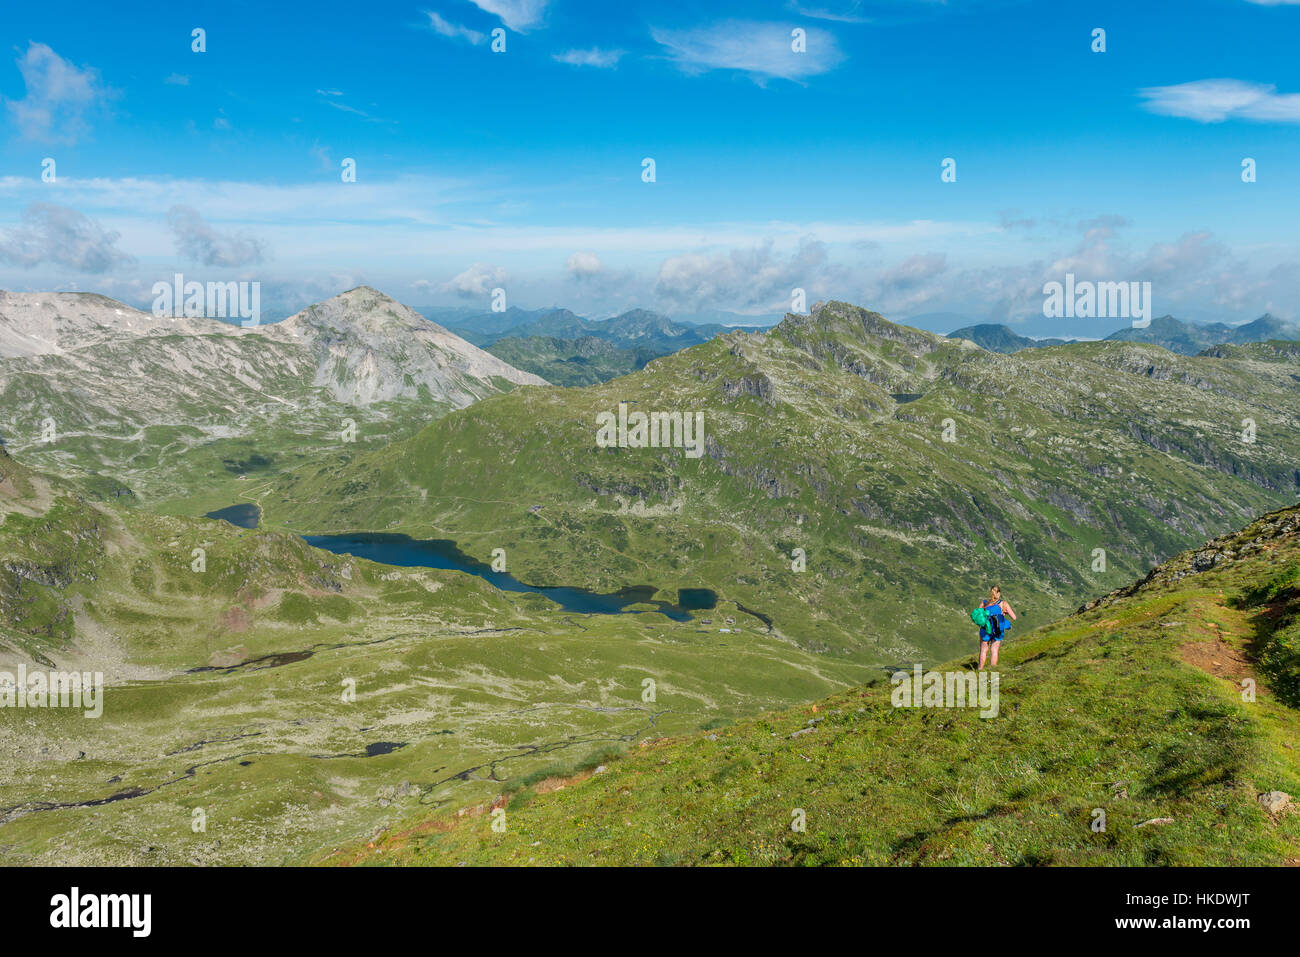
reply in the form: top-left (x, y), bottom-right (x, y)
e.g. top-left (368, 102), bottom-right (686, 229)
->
top-left (1, 0), bottom-right (1299, 333)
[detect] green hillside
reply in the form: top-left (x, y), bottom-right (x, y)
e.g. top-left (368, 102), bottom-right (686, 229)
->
top-left (333, 505), bottom-right (1300, 866)
top-left (0, 447), bottom-right (867, 864)
top-left (257, 300), bottom-right (1300, 666)
top-left (486, 335), bottom-right (659, 386)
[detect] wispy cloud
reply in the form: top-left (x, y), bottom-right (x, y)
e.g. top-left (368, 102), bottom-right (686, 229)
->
top-left (316, 90), bottom-right (390, 123)
top-left (309, 142), bottom-right (333, 171)
top-left (325, 100), bottom-right (371, 117)
top-left (424, 11), bottom-right (486, 44)
top-left (167, 205), bottom-right (268, 267)
top-left (786, 1), bottom-right (872, 24)
top-left (1139, 78), bottom-right (1300, 123)
top-left (468, 0), bottom-right (550, 32)
top-left (652, 20), bottom-right (846, 83)
top-left (165, 73), bottom-right (190, 86)
top-left (0, 202), bottom-right (134, 273)
top-left (3, 42), bottom-right (111, 144)
top-left (553, 48), bottom-right (624, 68)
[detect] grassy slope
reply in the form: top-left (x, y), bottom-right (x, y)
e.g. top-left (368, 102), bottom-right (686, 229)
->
top-left (485, 335), bottom-right (658, 387)
top-left (335, 506), bottom-right (1300, 866)
top-left (0, 449), bottom-right (868, 864)
top-left (259, 302), bottom-right (1300, 666)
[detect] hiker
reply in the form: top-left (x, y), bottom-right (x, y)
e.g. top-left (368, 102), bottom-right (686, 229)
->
top-left (975, 585), bottom-right (1017, 670)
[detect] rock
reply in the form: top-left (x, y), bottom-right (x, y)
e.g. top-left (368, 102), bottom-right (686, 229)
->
top-left (1259, 790), bottom-right (1292, 815)
top-left (593, 765), bottom-right (607, 774)
top-left (789, 727), bottom-right (816, 739)
top-left (1134, 817), bottom-right (1174, 828)
top-left (1192, 550), bottom-right (1220, 572)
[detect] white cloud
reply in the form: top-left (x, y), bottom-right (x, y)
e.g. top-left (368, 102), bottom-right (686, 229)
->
top-left (441, 262), bottom-right (506, 297)
top-left (879, 217), bottom-right (1300, 327)
top-left (874, 253), bottom-right (948, 312)
top-left (468, 0), bottom-right (550, 32)
top-left (1139, 78), bottom-right (1300, 123)
top-left (566, 250), bottom-right (603, 278)
top-left (553, 48), bottom-right (624, 68)
top-left (3, 42), bottom-right (110, 144)
top-left (167, 205), bottom-right (268, 267)
top-left (425, 11), bottom-right (486, 44)
top-left (652, 20), bottom-right (846, 82)
top-left (318, 93), bottom-right (391, 123)
top-left (165, 73), bottom-right (190, 86)
top-left (786, 2), bottom-right (872, 24)
top-left (656, 239), bottom-right (842, 311)
top-left (0, 171), bottom-right (993, 254)
top-left (0, 202), bottom-right (134, 273)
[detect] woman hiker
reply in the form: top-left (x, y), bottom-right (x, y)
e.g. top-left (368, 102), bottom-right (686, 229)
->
top-left (977, 585), bottom-right (1017, 671)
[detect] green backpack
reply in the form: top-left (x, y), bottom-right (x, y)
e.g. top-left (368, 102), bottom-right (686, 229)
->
top-left (970, 605), bottom-right (991, 631)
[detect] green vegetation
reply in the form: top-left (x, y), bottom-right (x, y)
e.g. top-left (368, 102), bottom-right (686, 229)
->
top-left (5, 295), bottom-right (1300, 867)
top-left (0, 448), bottom-right (866, 864)
top-left (336, 505), bottom-right (1300, 866)
top-left (259, 301), bottom-right (1300, 667)
top-left (486, 335), bottom-right (660, 386)
top-left (1234, 563), bottom-right (1300, 707)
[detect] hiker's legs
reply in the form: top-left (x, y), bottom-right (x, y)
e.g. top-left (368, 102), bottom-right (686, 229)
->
top-left (990, 639), bottom-right (1000, 668)
top-left (978, 640), bottom-right (988, 670)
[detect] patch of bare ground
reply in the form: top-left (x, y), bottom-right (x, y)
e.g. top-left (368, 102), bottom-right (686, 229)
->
top-left (1178, 629), bottom-right (1254, 682)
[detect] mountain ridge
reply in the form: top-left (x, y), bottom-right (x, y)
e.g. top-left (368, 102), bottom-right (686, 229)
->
top-left (259, 298), bottom-right (1300, 663)
top-left (0, 286), bottom-right (545, 503)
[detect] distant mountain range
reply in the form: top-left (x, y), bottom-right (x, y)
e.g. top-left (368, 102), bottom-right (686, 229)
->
top-left (949, 313), bottom-right (1300, 355)
top-left (427, 305), bottom-right (769, 348)
top-left (418, 305), bottom-right (774, 384)
top-left (1104, 313), bottom-right (1300, 354)
top-left (484, 334), bottom-right (663, 388)
top-left (263, 299), bottom-right (1300, 662)
top-left (0, 287), bottom-right (543, 503)
top-left (947, 324), bottom-right (1068, 353)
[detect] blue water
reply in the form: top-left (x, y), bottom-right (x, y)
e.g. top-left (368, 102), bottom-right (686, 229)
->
top-left (205, 503), bottom-right (261, 529)
top-left (303, 532), bottom-right (717, 621)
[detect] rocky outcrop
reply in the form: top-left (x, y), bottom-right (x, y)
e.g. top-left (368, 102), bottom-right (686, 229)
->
top-left (1077, 504), bottom-right (1300, 613)
top-left (271, 286), bottom-right (547, 404)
